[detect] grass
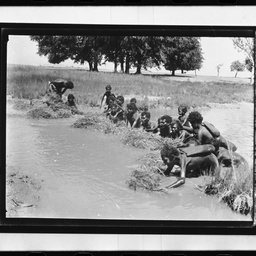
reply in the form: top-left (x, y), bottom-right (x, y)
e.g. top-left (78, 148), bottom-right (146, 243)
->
top-left (72, 113), bottom-right (165, 150)
top-left (126, 152), bottom-right (164, 191)
top-left (200, 161), bottom-right (253, 216)
top-left (7, 64), bottom-right (253, 108)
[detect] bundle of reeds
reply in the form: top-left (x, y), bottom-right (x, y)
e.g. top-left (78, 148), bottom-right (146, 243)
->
top-left (27, 105), bottom-right (72, 119)
top-left (203, 164), bottom-right (253, 215)
top-left (120, 129), bottom-right (164, 150)
top-left (72, 112), bottom-right (169, 150)
top-left (126, 166), bottom-right (162, 191)
top-left (126, 152), bottom-right (166, 191)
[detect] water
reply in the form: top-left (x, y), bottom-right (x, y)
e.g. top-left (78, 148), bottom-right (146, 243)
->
top-left (6, 102), bottom-right (253, 221)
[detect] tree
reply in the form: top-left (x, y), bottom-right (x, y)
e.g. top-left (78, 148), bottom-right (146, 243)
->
top-left (128, 36), bottom-right (163, 74)
top-left (230, 60), bottom-right (245, 77)
top-left (216, 63), bottom-right (223, 77)
top-left (30, 35), bottom-right (106, 71)
top-left (161, 37), bottom-right (203, 76)
top-left (245, 57), bottom-right (253, 72)
top-left (102, 36), bottom-right (125, 73)
top-left (232, 38), bottom-right (254, 82)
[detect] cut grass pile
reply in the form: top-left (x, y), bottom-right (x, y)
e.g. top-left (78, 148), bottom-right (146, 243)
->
top-left (126, 152), bottom-right (164, 191)
top-left (201, 163), bottom-right (253, 216)
top-left (72, 113), bottom-right (165, 150)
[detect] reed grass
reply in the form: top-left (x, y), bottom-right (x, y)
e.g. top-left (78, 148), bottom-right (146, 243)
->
top-left (203, 164), bottom-right (253, 215)
top-left (72, 113), bottom-right (166, 150)
top-left (126, 152), bottom-right (164, 191)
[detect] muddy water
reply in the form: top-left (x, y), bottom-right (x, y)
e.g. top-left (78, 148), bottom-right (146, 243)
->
top-left (6, 103), bottom-right (253, 220)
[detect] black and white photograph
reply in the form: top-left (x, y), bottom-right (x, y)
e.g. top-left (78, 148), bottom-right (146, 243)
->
top-left (5, 32), bottom-right (254, 222)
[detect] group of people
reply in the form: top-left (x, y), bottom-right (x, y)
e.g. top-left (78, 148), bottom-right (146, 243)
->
top-left (45, 81), bottom-right (245, 189)
top-left (100, 85), bottom-right (193, 138)
top-left (100, 85), bottom-right (243, 189)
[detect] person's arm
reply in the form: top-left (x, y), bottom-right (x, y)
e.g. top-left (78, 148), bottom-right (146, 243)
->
top-left (49, 82), bottom-right (56, 92)
top-left (181, 125), bottom-right (194, 133)
top-left (162, 154), bottom-right (186, 189)
top-left (131, 112), bottom-right (140, 128)
top-left (61, 87), bottom-right (68, 95)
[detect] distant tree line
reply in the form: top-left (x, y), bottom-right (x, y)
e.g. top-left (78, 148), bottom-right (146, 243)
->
top-left (30, 36), bottom-right (204, 76)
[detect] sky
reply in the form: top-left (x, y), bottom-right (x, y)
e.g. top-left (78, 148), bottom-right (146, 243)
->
top-left (7, 35), bottom-right (252, 78)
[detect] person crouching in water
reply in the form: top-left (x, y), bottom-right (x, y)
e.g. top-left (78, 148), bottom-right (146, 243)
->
top-left (186, 111), bottom-right (221, 153)
top-left (178, 104), bottom-right (191, 127)
top-left (107, 95), bottom-right (125, 123)
top-left (104, 95), bottom-right (116, 116)
top-left (140, 111), bottom-right (157, 132)
top-left (125, 98), bottom-right (140, 128)
top-left (154, 115), bottom-right (173, 138)
top-left (65, 94), bottom-right (84, 115)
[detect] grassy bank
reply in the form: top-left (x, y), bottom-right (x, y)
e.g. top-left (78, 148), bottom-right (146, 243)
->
top-left (7, 64), bottom-right (253, 108)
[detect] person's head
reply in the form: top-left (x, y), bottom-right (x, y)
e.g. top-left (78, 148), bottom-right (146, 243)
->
top-left (170, 119), bottom-right (182, 137)
top-left (127, 102), bottom-right (137, 114)
top-left (116, 95), bottom-right (124, 106)
top-left (66, 81), bottom-right (74, 89)
top-left (108, 95), bottom-right (116, 106)
top-left (130, 98), bottom-right (137, 104)
top-left (160, 144), bottom-right (180, 168)
top-left (141, 111), bottom-right (151, 124)
top-left (67, 94), bottom-right (75, 104)
top-left (111, 102), bottom-right (121, 114)
top-left (158, 115), bottom-right (172, 128)
top-left (178, 104), bottom-right (189, 116)
top-left (187, 111), bottom-right (203, 130)
top-left (105, 85), bottom-right (112, 91)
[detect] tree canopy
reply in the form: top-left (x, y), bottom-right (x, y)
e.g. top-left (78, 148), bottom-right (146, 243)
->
top-left (30, 35), bottom-right (204, 75)
top-left (230, 60), bottom-right (245, 77)
top-left (161, 37), bottom-right (203, 76)
top-left (232, 38), bottom-right (254, 82)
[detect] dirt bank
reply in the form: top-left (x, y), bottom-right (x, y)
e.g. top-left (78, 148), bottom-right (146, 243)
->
top-left (6, 166), bottom-right (44, 217)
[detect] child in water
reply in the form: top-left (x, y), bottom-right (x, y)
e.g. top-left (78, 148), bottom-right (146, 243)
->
top-left (140, 111), bottom-right (157, 132)
top-left (178, 104), bottom-right (191, 127)
top-left (125, 98), bottom-right (140, 127)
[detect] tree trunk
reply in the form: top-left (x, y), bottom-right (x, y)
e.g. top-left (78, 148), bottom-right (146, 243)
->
top-left (135, 65), bottom-right (141, 74)
top-left (195, 70), bottom-right (197, 77)
top-left (125, 56), bottom-right (130, 74)
top-left (114, 61), bottom-right (118, 73)
top-left (120, 61), bottom-right (124, 73)
top-left (171, 69), bottom-right (175, 76)
top-left (93, 62), bottom-right (98, 72)
top-left (135, 57), bottom-right (142, 75)
top-left (88, 62), bottom-right (93, 71)
top-left (235, 71), bottom-right (238, 77)
top-left (181, 70), bottom-right (184, 74)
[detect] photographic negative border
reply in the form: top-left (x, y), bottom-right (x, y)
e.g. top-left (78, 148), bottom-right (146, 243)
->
top-left (0, 23), bottom-right (255, 234)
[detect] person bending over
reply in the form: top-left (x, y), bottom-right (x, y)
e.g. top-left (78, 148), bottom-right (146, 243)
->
top-left (48, 79), bottom-right (74, 99)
